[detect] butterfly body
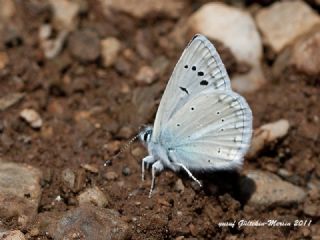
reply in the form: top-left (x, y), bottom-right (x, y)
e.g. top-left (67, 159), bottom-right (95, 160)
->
top-left (140, 34), bottom-right (252, 197)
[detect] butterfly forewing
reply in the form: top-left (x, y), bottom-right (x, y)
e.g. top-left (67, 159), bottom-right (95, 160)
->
top-left (162, 89), bottom-right (252, 170)
top-left (152, 34), bottom-right (231, 142)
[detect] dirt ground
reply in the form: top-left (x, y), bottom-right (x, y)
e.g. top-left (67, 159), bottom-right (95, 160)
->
top-left (0, 0), bottom-right (319, 239)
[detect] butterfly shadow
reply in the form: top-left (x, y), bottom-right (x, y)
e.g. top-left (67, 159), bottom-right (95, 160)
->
top-left (179, 170), bottom-right (256, 206)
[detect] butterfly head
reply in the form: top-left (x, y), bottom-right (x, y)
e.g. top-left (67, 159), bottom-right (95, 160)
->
top-left (139, 126), bottom-right (153, 144)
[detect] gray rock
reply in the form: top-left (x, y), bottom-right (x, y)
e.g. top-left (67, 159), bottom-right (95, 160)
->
top-left (255, 0), bottom-right (320, 53)
top-left (0, 160), bottom-right (42, 227)
top-left (68, 29), bottom-right (101, 62)
top-left (77, 186), bottom-right (108, 207)
top-left (80, 163), bottom-right (99, 173)
top-left (0, 230), bottom-right (26, 240)
top-left (188, 2), bottom-right (265, 93)
top-left (242, 170), bottom-right (306, 208)
top-left (38, 205), bottom-right (131, 240)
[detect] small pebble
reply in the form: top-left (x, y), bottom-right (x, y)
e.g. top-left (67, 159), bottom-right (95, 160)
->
top-left (81, 163), bottom-right (99, 173)
top-left (135, 65), bottom-right (157, 85)
top-left (157, 198), bottom-right (171, 207)
top-left (247, 119), bottom-right (290, 158)
top-left (174, 179), bottom-right (185, 193)
top-left (104, 171), bottom-right (118, 181)
top-left (104, 141), bottom-right (121, 155)
top-left (101, 37), bottom-right (122, 67)
top-left (61, 168), bottom-right (76, 189)
top-left (20, 108), bottom-right (43, 129)
top-left (68, 29), bottom-right (101, 62)
top-left (117, 126), bottom-right (134, 139)
top-left (122, 167), bottom-right (131, 176)
top-left (77, 186), bottom-right (108, 207)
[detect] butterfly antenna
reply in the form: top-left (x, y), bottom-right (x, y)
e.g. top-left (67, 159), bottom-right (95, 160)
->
top-left (104, 133), bottom-right (140, 166)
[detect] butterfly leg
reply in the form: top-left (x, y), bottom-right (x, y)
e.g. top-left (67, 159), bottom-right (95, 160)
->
top-left (142, 155), bottom-right (156, 181)
top-left (175, 163), bottom-right (202, 187)
top-left (149, 160), bottom-right (164, 198)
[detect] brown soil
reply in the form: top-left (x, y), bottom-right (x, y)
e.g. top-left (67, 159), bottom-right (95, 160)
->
top-left (0, 1), bottom-right (319, 239)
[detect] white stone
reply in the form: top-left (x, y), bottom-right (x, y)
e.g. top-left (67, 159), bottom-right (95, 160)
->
top-left (101, 37), bottom-right (122, 67)
top-left (189, 3), bottom-right (262, 66)
top-left (39, 24), bottom-right (52, 40)
top-left (231, 66), bottom-right (265, 94)
top-left (20, 108), bottom-right (43, 129)
top-left (247, 119), bottom-right (290, 158)
top-left (256, 0), bottom-right (320, 53)
top-left (41, 30), bottom-right (68, 59)
top-left (48, 0), bottom-right (80, 30)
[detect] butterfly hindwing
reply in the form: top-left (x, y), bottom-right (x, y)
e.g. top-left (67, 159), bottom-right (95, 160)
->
top-left (161, 89), bottom-right (252, 170)
top-left (152, 34), bottom-right (231, 142)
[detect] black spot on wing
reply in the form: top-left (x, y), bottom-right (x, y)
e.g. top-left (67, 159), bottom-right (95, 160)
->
top-left (179, 86), bottom-right (189, 95)
top-left (200, 80), bottom-right (208, 86)
top-left (198, 71), bottom-right (204, 76)
top-left (192, 66), bottom-right (196, 71)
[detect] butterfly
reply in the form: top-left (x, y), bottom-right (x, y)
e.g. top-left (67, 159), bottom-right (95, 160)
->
top-left (139, 34), bottom-right (253, 197)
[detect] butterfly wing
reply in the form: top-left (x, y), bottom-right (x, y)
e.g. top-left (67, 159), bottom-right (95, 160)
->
top-left (161, 89), bottom-right (252, 170)
top-left (152, 34), bottom-right (231, 142)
